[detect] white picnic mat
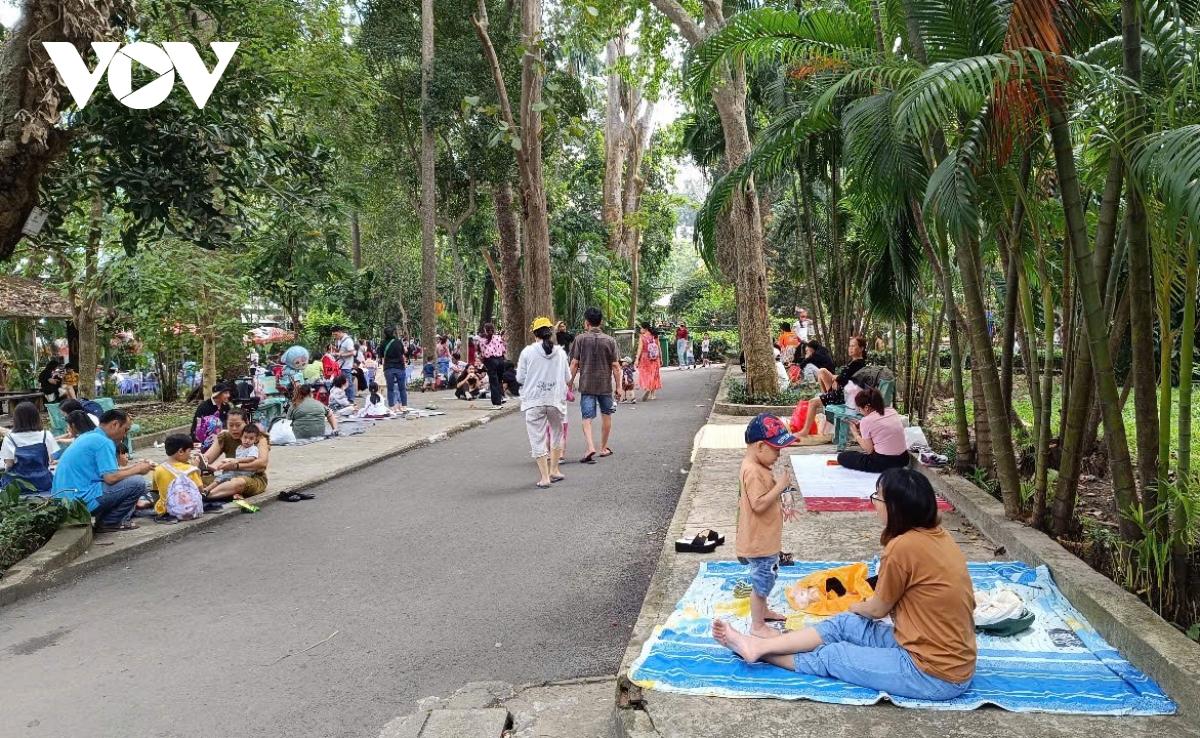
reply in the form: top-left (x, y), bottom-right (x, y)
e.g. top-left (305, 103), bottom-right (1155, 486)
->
top-left (694, 424), bottom-right (749, 450)
top-left (789, 453), bottom-right (879, 498)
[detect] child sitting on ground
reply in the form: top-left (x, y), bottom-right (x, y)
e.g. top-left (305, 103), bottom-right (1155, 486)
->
top-left (152, 434), bottom-right (204, 522)
top-left (328, 374), bottom-right (353, 412)
top-left (422, 360), bottom-right (437, 392)
top-left (201, 424), bottom-right (260, 494)
top-left (739, 413), bottom-right (802, 638)
top-left (360, 382), bottom-right (390, 417)
top-left (619, 357), bottom-right (636, 403)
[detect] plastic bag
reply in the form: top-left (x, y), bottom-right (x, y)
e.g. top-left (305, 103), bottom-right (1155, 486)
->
top-left (788, 401), bottom-right (819, 436)
top-left (269, 418), bottom-right (297, 445)
top-left (974, 589), bottom-right (1025, 625)
top-left (904, 425), bottom-right (930, 449)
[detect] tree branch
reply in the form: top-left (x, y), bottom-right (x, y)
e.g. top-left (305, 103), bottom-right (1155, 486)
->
top-left (471, 6), bottom-right (526, 169)
top-left (648, 0), bottom-right (705, 46)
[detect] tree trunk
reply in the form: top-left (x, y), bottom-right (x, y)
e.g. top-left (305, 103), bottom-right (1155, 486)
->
top-left (1173, 234), bottom-right (1196, 598)
top-left (0, 0), bottom-right (117, 260)
top-left (629, 236), bottom-right (640, 329)
top-left (517, 0), bottom-right (553, 325)
top-left (351, 212), bottom-right (362, 270)
top-left (1052, 344), bottom-right (1094, 537)
top-left (494, 182), bottom-right (524, 362)
top-left (712, 75), bottom-right (774, 394)
top-left (1048, 101), bottom-right (1142, 543)
top-left (419, 0), bottom-right (438, 355)
top-left (602, 38), bottom-right (630, 245)
top-left (480, 274), bottom-right (496, 329)
top-left (949, 316), bottom-right (974, 471)
top-left (798, 170), bottom-right (828, 343)
top-left (956, 232), bottom-right (1022, 514)
top-left (971, 367), bottom-right (995, 478)
top-left (1122, 0), bottom-right (1160, 515)
top-left (448, 227), bottom-right (471, 370)
top-left (1033, 233), bottom-right (1056, 529)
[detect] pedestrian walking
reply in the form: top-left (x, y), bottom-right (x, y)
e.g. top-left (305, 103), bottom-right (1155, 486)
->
top-left (516, 317), bottom-right (571, 488)
top-left (636, 321), bottom-right (662, 401)
top-left (675, 322), bottom-right (690, 368)
top-left (478, 322), bottom-right (508, 409)
top-left (568, 306), bottom-right (621, 464)
top-left (380, 327), bottom-right (408, 411)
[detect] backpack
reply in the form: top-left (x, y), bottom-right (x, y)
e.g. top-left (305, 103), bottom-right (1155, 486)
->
top-left (195, 414), bottom-right (223, 451)
top-left (850, 364), bottom-right (894, 390)
top-left (164, 465), bottom-right (204, 520)
top-left (646, 339), bottom-right (660, 361)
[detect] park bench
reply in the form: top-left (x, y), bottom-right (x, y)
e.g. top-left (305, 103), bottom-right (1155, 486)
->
top-left (824, 377), bottom-right (896, 451)
top-left (46, 397), bottom-right (143, 452)
top-left (0, 390), bottom-right (45, 414)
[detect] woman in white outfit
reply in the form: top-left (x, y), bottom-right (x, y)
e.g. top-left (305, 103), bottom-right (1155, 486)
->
top-left (516, 317), bottom-right (572, 489)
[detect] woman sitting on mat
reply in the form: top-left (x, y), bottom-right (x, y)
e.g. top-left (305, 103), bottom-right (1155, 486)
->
top-left (838, 387), bottom-right (908, 472)
top-left (713, 468), bottom-right (976, 701)
top-left (200, 409), bottom-right (272, 503)
top-left (794, 336), bottom-right (867, 439)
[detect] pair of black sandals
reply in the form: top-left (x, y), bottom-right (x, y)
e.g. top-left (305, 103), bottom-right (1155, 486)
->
top-left (675, 529), bottom-right (725, 553)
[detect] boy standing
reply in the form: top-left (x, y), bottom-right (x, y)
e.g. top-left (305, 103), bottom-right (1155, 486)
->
top-left (739, 413), bottom-right (801, 638)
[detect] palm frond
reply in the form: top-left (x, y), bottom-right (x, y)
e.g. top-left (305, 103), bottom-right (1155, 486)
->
top-left (910, 0), bottom-right (1009, 63)
top-left (842, 91), bottom-right (929, 208)
top-left (686, 7), bottom-right (877, 98)
top-left (1132, 124), bottom-right (1200, 240)
top-left (924, 118), bottom-right (986, 243)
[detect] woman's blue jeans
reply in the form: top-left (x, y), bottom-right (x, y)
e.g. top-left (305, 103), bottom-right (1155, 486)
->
top-left (792, 612), bottom-right (971, 701)
top-left (385, 367), bottom-right (408, 407)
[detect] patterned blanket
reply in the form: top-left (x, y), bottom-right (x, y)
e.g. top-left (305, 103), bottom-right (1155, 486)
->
top-left (628, 560), bottom-right (1175, 715)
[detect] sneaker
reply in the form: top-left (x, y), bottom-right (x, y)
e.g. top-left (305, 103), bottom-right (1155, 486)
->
top-left (919, 450), bottom-right (948, 467)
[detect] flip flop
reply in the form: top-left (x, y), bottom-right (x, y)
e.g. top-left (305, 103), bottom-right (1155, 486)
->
top-left (598, 448), bottom-right (614, 458)
top-left (674, 534), bottom-right (718, 553)
top-left (535, 482), bottom-right (552, 489)
top-left (95, 521), bottom-right (139, 532)
top-left (550, 475), bottom-right (565, 483)
top-left (765, 614), bottom-right (788, 623)
top-left (579, 452), bottom-right (596, 464)
top-left (278, 492), bottom-right (315, 502)
top-left (233, 499), bottom-right (259, 513)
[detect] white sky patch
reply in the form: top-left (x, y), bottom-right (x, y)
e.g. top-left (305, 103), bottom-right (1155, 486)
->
top-left (0, 1), bottom-right (20, 27)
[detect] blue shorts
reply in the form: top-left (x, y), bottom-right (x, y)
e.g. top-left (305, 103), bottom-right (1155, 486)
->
top-left (580, 393), bottom-right (616, 420)
top-left (738, 555), bottom-right (779, 598)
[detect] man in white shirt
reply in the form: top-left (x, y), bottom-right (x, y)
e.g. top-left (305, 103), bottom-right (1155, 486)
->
top-left (793, 308), bottom-right (813, 343)
top-left (333, 326), bottom-right (357, 404)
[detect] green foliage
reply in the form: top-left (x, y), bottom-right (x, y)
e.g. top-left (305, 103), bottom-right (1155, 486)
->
top-left (0, 482), bottom-right (90, 575)
top-left (724, 376), bottom-right (803, 407)
top-left (299, 307), bottom-right (357, 352)
top-left (669, 269), bottom-right (737, 326)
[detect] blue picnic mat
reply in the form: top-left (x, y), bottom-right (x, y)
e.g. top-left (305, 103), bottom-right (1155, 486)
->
top-left (628, 560), bottom-right (1176, 715)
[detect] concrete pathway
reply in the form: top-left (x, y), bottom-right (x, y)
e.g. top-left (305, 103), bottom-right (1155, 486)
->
top-left (0, 367), bottom-right (722, 738)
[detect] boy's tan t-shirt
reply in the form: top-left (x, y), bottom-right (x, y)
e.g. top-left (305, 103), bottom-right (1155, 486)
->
top-left (873, 526), bottom-right (977, 683)
top-left (736, 458), bottom-right (782, 558)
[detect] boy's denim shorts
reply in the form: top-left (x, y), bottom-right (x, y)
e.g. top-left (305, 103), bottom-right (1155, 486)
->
top-left (738, 555), bottom-right (779, 598)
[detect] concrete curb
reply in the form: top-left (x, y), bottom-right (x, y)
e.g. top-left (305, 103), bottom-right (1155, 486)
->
top-left (919, 465), bottom-right (1200, 721)
top-left (0, 524), bottom-right (93, 608)
top-left (0, 405), bottom-right (520, 610)
top-left (611, 381), bottom-right (729, 737)
top-left (710, 365), bottom-right (795, 417)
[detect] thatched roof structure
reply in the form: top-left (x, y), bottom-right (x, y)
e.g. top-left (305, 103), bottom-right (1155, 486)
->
top-left (0, 275), bottom-right (74, 320)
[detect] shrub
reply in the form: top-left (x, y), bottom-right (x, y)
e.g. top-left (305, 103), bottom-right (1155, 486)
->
top-left (725, 376), bottom-right (804, 407)
top-left (0, 482), bottom-right (92, 574)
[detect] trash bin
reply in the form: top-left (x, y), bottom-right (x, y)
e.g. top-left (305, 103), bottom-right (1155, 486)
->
top-left (658, 335), bottom-right (671, 365)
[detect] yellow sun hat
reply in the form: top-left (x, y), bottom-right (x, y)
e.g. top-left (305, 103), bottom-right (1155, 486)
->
top-left (530, 317), bottom-right (555, 332)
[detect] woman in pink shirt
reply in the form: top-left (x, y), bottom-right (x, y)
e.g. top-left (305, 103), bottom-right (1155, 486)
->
top-left (838, 387), bottom-right (909, 472)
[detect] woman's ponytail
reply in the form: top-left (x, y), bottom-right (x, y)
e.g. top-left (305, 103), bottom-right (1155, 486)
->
top-left (534, 326), bottom-right (555, 355)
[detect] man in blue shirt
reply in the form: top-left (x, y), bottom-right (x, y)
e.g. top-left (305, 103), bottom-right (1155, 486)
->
top-left (53, 409), bottom-right (154, 531)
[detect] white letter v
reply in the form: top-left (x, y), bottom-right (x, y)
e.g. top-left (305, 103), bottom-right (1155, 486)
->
top-left (163, 42), bottom-right (239, 109)
top-left (43, 42), bottom-right (121, 110)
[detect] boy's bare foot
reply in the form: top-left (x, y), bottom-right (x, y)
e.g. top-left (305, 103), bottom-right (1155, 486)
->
top-left (712, 620), bottom-right (764, 662)
top-left (765, 608), bottom-right (788, 622)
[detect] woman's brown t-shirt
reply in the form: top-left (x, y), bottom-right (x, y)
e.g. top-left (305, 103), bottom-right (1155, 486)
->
top-left (873, 527), bottom-right (977, 683)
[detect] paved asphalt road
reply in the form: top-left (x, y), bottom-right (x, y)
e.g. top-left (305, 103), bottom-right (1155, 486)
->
top-left (0, 366), bottom-right (722, 738)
